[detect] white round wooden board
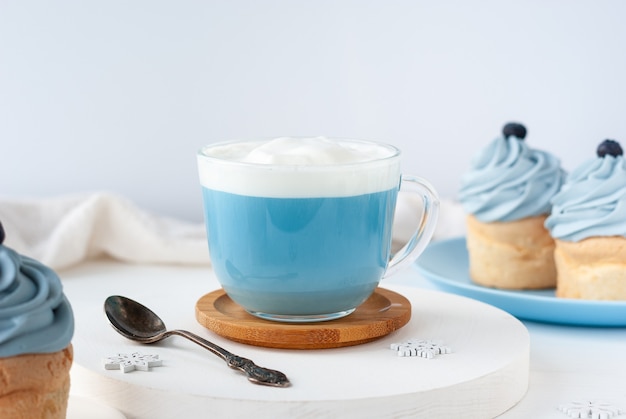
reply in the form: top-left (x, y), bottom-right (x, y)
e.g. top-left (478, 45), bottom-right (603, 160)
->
top-left (64, 262), bottom-right (529, 419)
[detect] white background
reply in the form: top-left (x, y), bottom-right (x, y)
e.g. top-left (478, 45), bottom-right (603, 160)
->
top-left (1, 0), bottom-right (625, 222)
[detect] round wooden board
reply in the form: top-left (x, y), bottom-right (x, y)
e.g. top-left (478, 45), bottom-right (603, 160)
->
top-left (66, 263), bottom-right (529, 418)
top-left (195, 287), bottom-right (411, 349)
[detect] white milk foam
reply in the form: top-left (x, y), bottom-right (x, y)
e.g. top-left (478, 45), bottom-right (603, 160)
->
top-left (198, 137), bottom-right (401, 198)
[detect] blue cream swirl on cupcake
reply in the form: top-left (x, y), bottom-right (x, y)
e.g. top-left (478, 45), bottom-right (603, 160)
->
top-left (0, 223), bottom-right (74, 357)
top-left (545, 139), bottom-right (626, 242)
top-left (545, 140), bottom-right (626, 300)
top-left (459, 123), bottom-right (565, 289)
top-left (459, 122), bottom-right (565, 222)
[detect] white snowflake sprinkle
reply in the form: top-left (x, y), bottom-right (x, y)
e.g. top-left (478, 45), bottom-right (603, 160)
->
top-left (103, 352), bottom-right (163, 373)
top-left (390, 339), bottom-right (452, 358)
top-left (558, 401), bottom-right (623, 419)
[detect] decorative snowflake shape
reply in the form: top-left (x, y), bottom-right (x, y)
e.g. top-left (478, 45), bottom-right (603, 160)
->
top-left (103, 352), bottom-right (163, 373)
top-left (558, 401), bottom-right (624, 419)
top-left (390, 339), bottom-right (452, 358)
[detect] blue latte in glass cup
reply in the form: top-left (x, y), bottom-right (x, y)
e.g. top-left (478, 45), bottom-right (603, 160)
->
top-left (197, 137), bottom-right (439, 322)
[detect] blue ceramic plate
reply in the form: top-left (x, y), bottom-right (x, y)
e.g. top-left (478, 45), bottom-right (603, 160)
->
top-left (414, 237), bottom-right (626, 326)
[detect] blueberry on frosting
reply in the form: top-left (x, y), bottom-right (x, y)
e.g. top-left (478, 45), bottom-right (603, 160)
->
top-left (0, 221), bottom-right (4, 245)
top-left (597, 139), bottom-right (623, 157)
top-left (502, 122), bottom-right (527, 140)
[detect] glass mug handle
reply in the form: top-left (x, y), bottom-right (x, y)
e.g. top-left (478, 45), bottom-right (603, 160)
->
top-left (383, 175), bottom-right (440, 278)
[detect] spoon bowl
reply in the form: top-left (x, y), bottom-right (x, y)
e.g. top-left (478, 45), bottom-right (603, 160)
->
top-left (104, 295), bottom-right (290, 387)
top-left (105, 295), bottom-right (167, 342)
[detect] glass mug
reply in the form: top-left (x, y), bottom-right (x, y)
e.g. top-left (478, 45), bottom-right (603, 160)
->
top-left (197, 137), bottom-right (439, 322)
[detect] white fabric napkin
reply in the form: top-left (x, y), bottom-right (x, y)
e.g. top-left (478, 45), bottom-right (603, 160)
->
top-left (0, 193), bottom-right (210, 271)
top-left (0, 192), bottom-right (465, 271)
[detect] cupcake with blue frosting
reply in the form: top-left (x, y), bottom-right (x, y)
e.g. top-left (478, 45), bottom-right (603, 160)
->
top-left (545, 139), bottom-right (626, 299)
top-left (459, 123), bottom-right (566, 289)
top-left (0, 221), bottom-right (74, 418)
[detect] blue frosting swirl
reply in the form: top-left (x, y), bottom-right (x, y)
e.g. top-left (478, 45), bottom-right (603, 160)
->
top-left (0, 244), bottom-right (74, 357)
top-left (545, 155), bottom-right (626, 241)
top-left (459, 136), bottom-right (565, 222)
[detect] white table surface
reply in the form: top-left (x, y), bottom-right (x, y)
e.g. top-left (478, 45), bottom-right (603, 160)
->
top-left (61, 259), bottom-right (626, 419)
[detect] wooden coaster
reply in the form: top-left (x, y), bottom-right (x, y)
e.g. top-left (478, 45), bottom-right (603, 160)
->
top-left (195, 288), bottom-right (411, 349)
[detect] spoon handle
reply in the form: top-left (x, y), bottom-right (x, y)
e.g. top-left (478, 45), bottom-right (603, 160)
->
top-left (169, 330), bottom-right (290, 387)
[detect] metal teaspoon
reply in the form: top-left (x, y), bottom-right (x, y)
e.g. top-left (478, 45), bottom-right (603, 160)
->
top-left (103, 295), bottom-right (290, 387)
